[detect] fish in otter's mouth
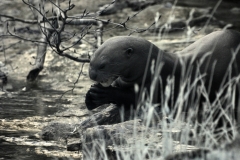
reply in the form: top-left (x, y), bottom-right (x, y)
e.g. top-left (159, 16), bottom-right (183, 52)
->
top-left (99, 76), bottom-right (117, 87)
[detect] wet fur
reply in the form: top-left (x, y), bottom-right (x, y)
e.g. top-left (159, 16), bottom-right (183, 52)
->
top-left (85, 30), bottom-right (240, 125)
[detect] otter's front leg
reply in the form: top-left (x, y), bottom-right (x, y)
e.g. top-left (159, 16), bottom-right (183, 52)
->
top-left (85, 84), bottom-right (135, 110)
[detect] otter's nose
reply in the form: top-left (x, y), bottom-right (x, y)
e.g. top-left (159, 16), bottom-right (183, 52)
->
top-left (89, 69), bottom-right (97, 81)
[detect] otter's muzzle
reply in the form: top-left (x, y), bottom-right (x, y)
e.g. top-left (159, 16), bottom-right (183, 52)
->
top-left (89, 69), bottom-right (97, 81)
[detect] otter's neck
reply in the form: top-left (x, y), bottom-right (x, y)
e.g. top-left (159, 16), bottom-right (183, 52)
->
top-left (119, 43), bottom-right (181, 87)
top-left (149, 45), bottom-right (181, 79)
top-left (160, 51), bottom-right (181, 77)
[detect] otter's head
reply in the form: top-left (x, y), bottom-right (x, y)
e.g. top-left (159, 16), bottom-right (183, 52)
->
top-left (89, 36), bottom-right (159, 87)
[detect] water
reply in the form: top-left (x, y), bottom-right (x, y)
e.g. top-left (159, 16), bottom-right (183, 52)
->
top-left (0, 76), bottom-right (83, 159)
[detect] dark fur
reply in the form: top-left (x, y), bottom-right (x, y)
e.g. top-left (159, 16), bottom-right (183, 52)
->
top-left (85, 30), bottom-right (240, 124)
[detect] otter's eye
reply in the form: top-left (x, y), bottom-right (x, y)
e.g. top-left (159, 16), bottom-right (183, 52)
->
top-left (125, 48), bottom-right (133, 57)
top-left (99, 64), bottom-right (105, 70)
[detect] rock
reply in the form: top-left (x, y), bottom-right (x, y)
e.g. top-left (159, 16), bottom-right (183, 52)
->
top-left (67, 138), bottom-right (82, 151)
top-left (41, 122), bottom-right (79, 141)
top-left (81, 119), bottom-right (145, 160)
top-left (40, 105), bottom-right (125, 141)
top-left (77, 104), bottom-right (131, 131)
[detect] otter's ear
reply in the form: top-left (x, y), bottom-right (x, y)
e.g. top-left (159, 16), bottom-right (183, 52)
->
top-left (125, 48), bottom-right (133, 57)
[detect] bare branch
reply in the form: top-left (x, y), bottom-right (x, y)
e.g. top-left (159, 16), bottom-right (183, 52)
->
top-left (6, 23), bottom-right (47, 44)
top-left (59, 62), bottom-right (86, 100)
top-left (0, 14), bottom-right (38, 24)
top-left (1, 0), bottom-right (155, 81)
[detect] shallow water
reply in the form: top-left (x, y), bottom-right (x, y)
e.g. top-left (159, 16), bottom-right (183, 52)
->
top-left (0, 76), bottom-right (80, 159)
top-left (0, 145), bottom-right (56, 160)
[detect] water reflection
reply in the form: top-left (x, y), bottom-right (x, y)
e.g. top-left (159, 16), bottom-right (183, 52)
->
top-left (0, 78), bottom-right (74, 159)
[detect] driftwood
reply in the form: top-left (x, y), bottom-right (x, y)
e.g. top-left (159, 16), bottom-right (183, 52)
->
top-left (98, 0), bottom-right (159, 15)
top-left (153, 14), bottom-right (231, 33)
top-left (26, 25), bottom-right (54, 81)
top-left (98, 1), bottom-right (230, 34)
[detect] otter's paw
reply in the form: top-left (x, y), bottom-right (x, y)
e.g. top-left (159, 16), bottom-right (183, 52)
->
top-left (85, 84), bottom-right (112, 110)
top-left (85, 89), bottom-right (99, 110)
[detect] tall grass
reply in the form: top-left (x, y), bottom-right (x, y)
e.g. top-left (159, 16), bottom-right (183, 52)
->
top-left (81, 35), bottom-right (239, 159)
top-left (81, 1), bottom-right (239, 160)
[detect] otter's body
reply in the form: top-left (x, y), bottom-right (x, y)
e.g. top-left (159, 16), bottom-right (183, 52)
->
top-left (85, 30), bottom-right (240, 113)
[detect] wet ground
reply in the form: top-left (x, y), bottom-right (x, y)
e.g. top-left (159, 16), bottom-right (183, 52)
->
top-left (0, 62), bottom-right (90, 159)
top-left (1, 0), bottom-right (240, 159)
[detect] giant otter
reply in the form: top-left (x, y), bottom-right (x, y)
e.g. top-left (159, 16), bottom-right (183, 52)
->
top-left (85, 30), bottom-right (240, 120)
